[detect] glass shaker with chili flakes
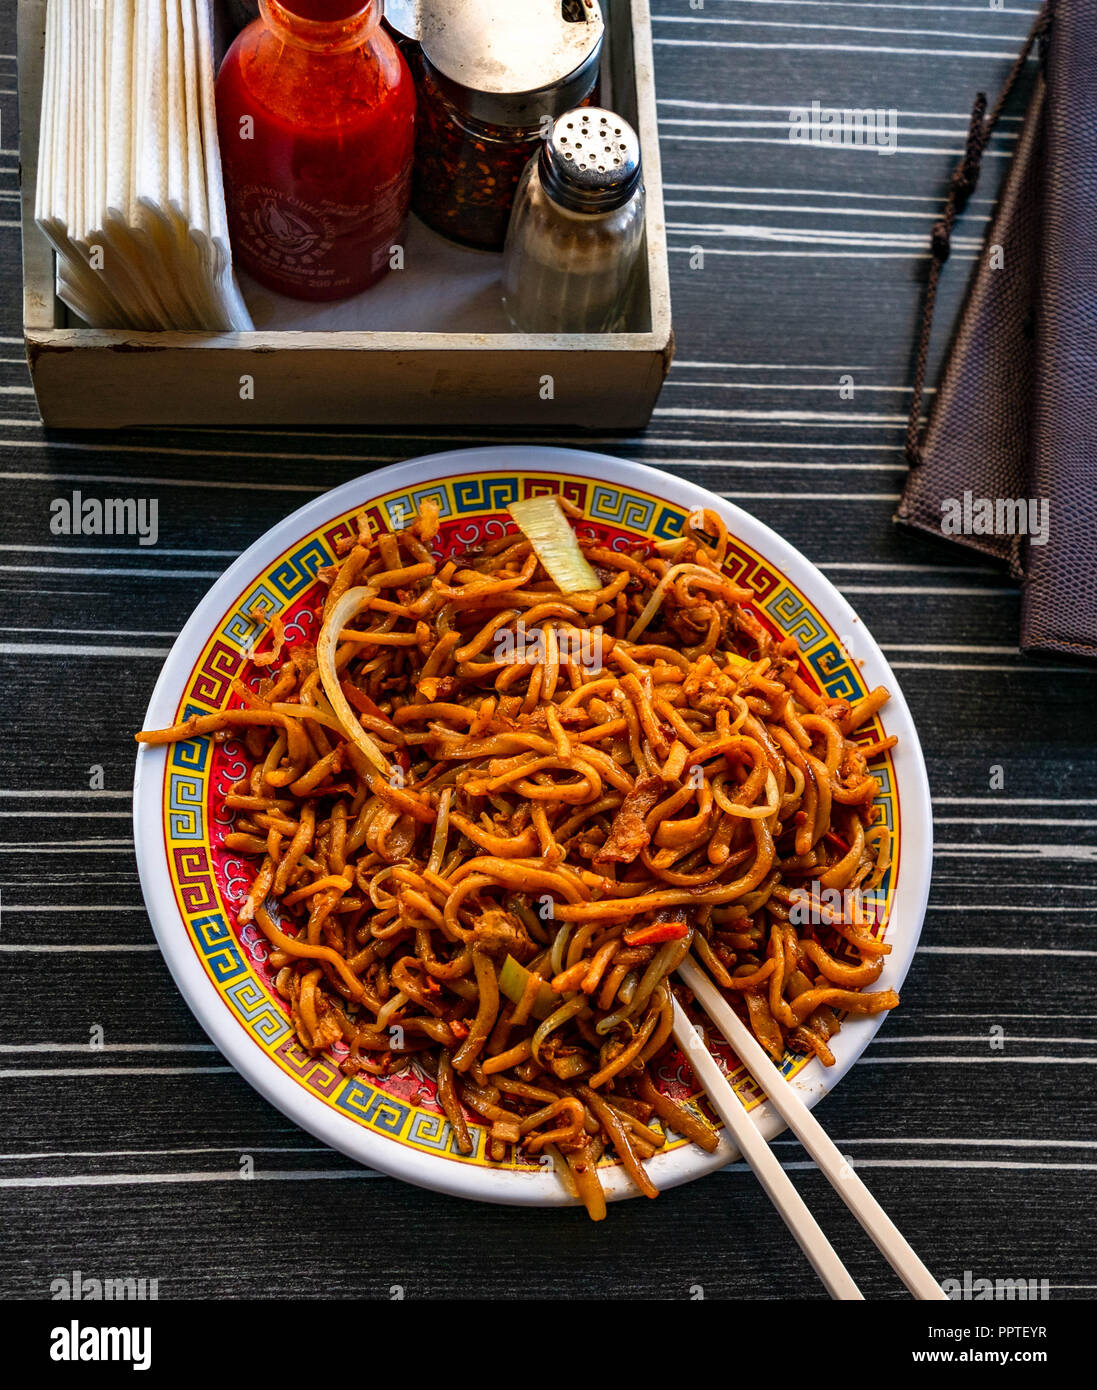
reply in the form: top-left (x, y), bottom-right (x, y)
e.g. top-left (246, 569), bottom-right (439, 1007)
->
top-left (413, 0), bottom-right (604, 251)
top-left (216, 0), bottom-right (416, 301)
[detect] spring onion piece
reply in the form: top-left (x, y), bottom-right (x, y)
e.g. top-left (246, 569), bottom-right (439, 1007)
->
top-left (498, 953), bottom-right (557, 1021)
top-left (317, 586), bottom-right (392, 779)
top-left (507, 496), bottom-right (599, 594)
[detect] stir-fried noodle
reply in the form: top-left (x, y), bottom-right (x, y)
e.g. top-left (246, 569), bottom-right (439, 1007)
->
top-left (138, 500), bottom-right (898, 1219)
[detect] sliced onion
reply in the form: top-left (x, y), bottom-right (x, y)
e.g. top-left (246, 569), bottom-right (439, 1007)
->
top-left (507, 496), bottom-right (599, 594)
top-left (374, 990), bottom-right (409, 1032)
top-left (627, 562), bottom-right (729, 643)
top-left (626, 563), bottom-right (692, 643)
top-left (712, 769), bottom-right (781, 820)
top-left (531, 995), bottom-right (587, 1062)
top-left (427, 787), bottom-right (452, 875)
top-left (317, 585), bottom-right (392, 778)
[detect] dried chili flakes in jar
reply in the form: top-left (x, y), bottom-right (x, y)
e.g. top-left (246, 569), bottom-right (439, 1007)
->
top-left (411, 0), bottom-right (604, 251)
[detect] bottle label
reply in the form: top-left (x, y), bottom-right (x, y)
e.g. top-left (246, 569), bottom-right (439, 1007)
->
top-left (233, 168), bottom-right (410, 294)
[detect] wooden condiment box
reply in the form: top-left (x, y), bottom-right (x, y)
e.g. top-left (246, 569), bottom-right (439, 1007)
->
top-left (17, 0), bottom-right (673, 430)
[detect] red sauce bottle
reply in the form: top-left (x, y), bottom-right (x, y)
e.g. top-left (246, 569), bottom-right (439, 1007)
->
top-left (216, 0), bottom-right (415, 301)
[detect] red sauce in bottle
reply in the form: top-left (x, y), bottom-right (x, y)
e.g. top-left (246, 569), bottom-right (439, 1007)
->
top-left (216, 0), bottom-right (416, 301)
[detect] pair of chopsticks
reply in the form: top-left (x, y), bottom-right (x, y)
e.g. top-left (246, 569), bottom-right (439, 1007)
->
top-left (671, 954), bottom-right (945, 1300)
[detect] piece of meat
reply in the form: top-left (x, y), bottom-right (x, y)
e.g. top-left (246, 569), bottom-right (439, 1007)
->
top-left (471, 908), bottom-right (534, 961)
top-left (593, 775), bottom-right (664, 866)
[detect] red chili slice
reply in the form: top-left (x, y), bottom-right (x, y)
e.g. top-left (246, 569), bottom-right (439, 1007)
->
top-left (624, 919), bottom-right (690, 947)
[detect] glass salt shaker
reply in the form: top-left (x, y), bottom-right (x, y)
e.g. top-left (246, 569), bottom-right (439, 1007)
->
top-left (502, 108), bottom-right (644, 334)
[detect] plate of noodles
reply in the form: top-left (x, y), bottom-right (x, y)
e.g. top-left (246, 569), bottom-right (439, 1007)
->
top-left (133, 446), bottom-right (931, 1218)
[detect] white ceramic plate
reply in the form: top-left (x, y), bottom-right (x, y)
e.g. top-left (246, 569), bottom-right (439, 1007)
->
top-left (134, 446), bottom-right (932, 1207)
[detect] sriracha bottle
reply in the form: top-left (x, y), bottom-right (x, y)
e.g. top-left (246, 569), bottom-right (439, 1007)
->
top-left (216, 0), bottom-right (416, 301)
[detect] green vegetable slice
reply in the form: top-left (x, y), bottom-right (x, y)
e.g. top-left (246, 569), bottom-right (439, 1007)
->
top-left (498, 953), bottom-right (558, 1020)
top-left (507, 496), bottom-right (599, 594)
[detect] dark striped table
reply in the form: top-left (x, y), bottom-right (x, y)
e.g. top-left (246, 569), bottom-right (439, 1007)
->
top-left (3, 0), bottom-right (1093, 1301)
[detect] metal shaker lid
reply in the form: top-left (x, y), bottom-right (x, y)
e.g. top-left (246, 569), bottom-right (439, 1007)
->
top-left (420, 0), bottom-right (604, 129)
top-left (539, 108), bottom-right (642, 213)
top-left (383, 0), bottom-right (420, 42)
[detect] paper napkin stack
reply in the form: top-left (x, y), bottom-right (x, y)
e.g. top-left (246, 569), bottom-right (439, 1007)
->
top-left (35, 0), bottom-right (252, 331)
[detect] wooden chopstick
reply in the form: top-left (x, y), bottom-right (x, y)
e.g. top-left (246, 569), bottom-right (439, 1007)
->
top-left (670, 996), bottom-right (864, 1299)
top-left (678, 954), bottom-right (946, 1301)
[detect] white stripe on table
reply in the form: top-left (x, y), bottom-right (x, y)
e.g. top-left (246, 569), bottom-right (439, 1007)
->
top-left (918, 945), bottom-right (1097, 957)
top-left (631, 457), bottom-right (904, 471)
top-left (0, 1145), bottom-right (321, 1160)
top-left (930, 883), bottom-right (1097, 894)
top-left (925, 1013), bottom-right (1097, 1020)
top-left (657, 98), bottom-right (1024, 124)
top-left (654, 37), bottom-right (1025, 58)
top-left (656, 406), bottom-right (913, 422)
top-left (0, 1044), bottom-right (217, 1053)
top-left (0, 840), bottom-right (133, 848)
top-left (934, 796), bottom-right (1097, 805)
top-left (0, 1170), bottom-right (383, 1189)
top-left (0, 420), bottom-right (908, 445)
top-left (0, 567), bottom-right (222, 580)
top-left (719, 490), bottom-right (902, 500)
top-left (0, 944), bottom-right (158, 953)
top-left (0, 789), bottom-right (133, 798)
top-left (666, 195), bottom-right (984, 222)
top-left (669, 245), bottom-right (975, 259)
top-left (0, 641), bottom-right (173, 656)
top-left (0, 464), bottom-right (328, 490)
top-left (933, 845), bottom-right (1097, 861)
top-left (879, 641), bottom-right (1018, 650)
top-left (664, 378), bottom-right (924, 391)
top-left (649, 440), bottom-right (907, 450)
top-left (663, 180), bottom-right (998, 205)
top-left (860, 1057), bottom-right (1097, 1066)
top-left (925, 903), bottom-right (1096, 911)
top-left (778, 1138), bottom-right (1097, 1150)
top-left (872, 1035), bottom-right (1097, 1045)
top-left (889, 662), bottom-right (1077, 672)
top-left (0, 1158), bottom-right (1089, 1192)
top-left (0, 1066), bottom-right (232, 1077)
top-left (0, 625), bottom-right (181, 636)
top-left (652, 13), bottom-right (1031, 42)
top-left (0, 438), bottom-right (396, 464)
top-left (933, 818), bottom-right (1097, 828)
top-left (727, 1157), bottom-right (1097, 1169)
top-left (666, 228), bottom-right (984, 249)
top-left (657, 3), bottom-right (1038, 19)
top-left (0, 543), bottom-right (237, 558)
top-left (827, 584), bottom-right (1013, 595)
top-left (0, 835), bottom-right (134, 843)
top-left (661, 117), bottom-right (1015, 142)
top-left (1, 905), bottom-right (153, 912)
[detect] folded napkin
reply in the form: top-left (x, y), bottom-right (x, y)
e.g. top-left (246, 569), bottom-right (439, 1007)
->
top-left (35, 0), bottom-right (251, 332)
top-left (896, 0), bottom-right (1097, 660)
